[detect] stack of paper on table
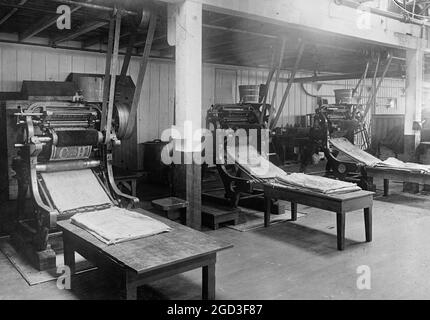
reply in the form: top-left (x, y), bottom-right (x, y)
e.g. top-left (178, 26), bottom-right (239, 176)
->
top-left (226, 144), bottom-right (287, 179)
top-left (71, 207), bottom-right (171, 245)
top-left (41, 169), bottom-right (113, 213)
top-left (330, 137), bottom-right (381, 166)
top-left (327, 138), bottom-right (430, 174)
top-left (375, 157), bottom-right (430, 173)
top-left (223, 143), bottom-right (360, 194)
top-left (274, 173), bottom-right (361, 194)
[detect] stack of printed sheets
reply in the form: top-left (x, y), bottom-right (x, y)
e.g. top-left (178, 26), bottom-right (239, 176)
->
top-left (226, 144), bottom-right (288, 179)
top-left (41, 169), bottom-right (113, 213)
top-left (274, 173), bottom-right (361, 194)
top-left (330, 137), bottom-right (430, 174)
top-left (225, 143), bottom-right (360, 194)
top-left (71, 207), bottom-right (171, 245)
top-left (330, 137), bottom-right (381, 166)
top-left (374, 157), bottom-right (430, 174)
top-left (41, 168), bottom-right (171, 245)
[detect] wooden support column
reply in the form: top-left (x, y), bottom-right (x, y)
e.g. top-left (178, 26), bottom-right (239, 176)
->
top-left (170, 0), bottom-right (202, 229)
top-left (404, 46), bottom-right (423, 159)
top-left (403, 45), bottom-right (423, 193)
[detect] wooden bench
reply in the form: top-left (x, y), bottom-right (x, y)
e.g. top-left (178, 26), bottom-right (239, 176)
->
top-left (151, 197), bottom-right (189, 222)
top-left (263, 184), bottom-right (374, 250)
top-left (202, 205), bottom-right (239, 230)
top-left (365, 167), bottom-right (430, 196)
top-left (57, 209), bottom-right (232, 300)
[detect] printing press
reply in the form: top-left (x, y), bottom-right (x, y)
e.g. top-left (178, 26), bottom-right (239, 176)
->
top-left (268, 88), bottom-right (374, 191)
top-left (309, 92), bottom-right (372, 188)
top-left (11, 81), bottom-right (138, 269)
top-left (204, 85), bottom-right (279, 208)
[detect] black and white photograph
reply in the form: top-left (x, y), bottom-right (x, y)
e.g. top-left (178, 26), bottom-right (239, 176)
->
top-left (0, 0), bottom-right (429, 308)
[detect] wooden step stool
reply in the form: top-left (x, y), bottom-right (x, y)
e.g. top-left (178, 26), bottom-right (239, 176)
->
top-left (151, 197), bottom-right (189, 223)
top-left (202, 205), bottom-right (239, 230)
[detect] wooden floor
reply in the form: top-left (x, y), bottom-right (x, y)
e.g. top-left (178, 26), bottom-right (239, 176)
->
top-left (2, 178), bottom-right (430, 299)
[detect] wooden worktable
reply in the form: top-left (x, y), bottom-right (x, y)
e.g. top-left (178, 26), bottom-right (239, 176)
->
top-left (366, 167), bottom-right (430, 196)
top-left (57, 209), bottom-right (232, 300)
top-left (263, 184), bottom-right (374, 250)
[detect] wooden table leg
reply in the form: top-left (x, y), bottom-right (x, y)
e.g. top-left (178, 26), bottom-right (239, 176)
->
top-left (202, 261), bottom-right (216, 300)
top-left (126, 283), bottom-right (137, 300)
top-left (131, 180), bottom-right (137, 197)
top-left (264, 196), bottom-right (271, 227)
top-left (336, 212), bottom-right (345, 251)
top-left (364, 206), bottom-right (372, 242)
top-left (125, 271), bottom-right (138, 300)
top-left (291, 202), bottom-right (297, 221)
top-left (63, 234), bottom-right (75, 274)
top-left (383, 179), bottom-right (389, 196)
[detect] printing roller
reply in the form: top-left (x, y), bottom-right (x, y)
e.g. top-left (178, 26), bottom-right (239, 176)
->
top-left (51, 129), bottom-right (103, 147)
top-left (35, 160), bottom-right (101, 172)
top-left (31, 129), bottom-right (104, 161)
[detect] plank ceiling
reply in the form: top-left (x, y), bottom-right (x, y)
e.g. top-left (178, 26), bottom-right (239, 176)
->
top-left (0, 0), bottom-right (406, 77)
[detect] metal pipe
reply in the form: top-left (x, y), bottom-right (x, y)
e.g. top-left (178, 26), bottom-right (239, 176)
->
top-left (50, 0), bottom-right (137, 16)
top-left (300, 82), bottom-right (321, 98)
top-left (279, 69), bottom-right (403, 83)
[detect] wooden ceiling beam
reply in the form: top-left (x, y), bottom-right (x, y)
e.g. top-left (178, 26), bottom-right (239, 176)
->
top-left (203, 23), bottom-right (277, 40)
top-left (51, 20), bottom-right (109, 45)
top-left (82, 35), bottom-right (104, 48)
top-left (0, 0), bottom-right (27, 26)
top-left (203, 32), bottom-right (264, 51)
top-left (19, 5), bottom-right (82, 41)
top-left (133, 33), bottom-right (166, 47)
top-left (83, 31), bottom-right (131, 48)
top-left (203, 39), bottom-right (275, 62)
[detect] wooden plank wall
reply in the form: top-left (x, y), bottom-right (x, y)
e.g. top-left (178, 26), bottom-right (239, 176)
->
top-left (0, 43), bottom-right (405, 169)
top-left (372, 114), bottom-right (405, 155)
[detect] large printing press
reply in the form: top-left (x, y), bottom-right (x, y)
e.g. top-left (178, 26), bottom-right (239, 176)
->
top-left (203, 85), bottom-right (375, 210)
top-left (271, 89), bottom-right (374, 188)
top-left (204, 85), bottom-right (274, 208)
top-left (308, 90), bottom-right (372, 189)
top-left (9, 75), bottom-right (140, 269)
